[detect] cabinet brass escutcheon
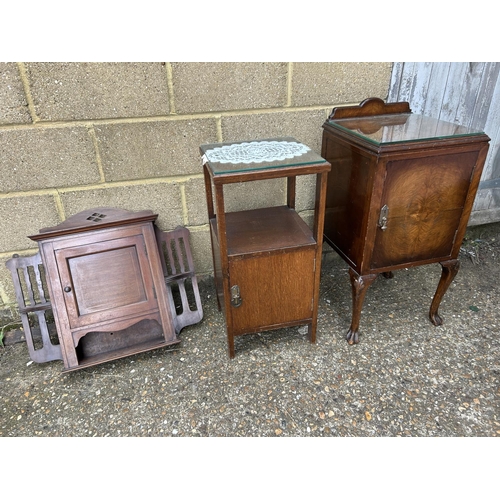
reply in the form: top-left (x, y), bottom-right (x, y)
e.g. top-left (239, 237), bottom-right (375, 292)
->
top-left (378, 204), bottom-right (389, 230)
top-left (230, 285), bottom-right (242, 307)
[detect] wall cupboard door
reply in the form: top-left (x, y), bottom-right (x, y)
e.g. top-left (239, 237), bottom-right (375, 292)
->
top-left (55, 232), bottom-right (157, 329)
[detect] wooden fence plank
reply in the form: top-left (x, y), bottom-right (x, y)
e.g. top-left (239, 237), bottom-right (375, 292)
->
top-left (389, 62), bottom-right (500, 224)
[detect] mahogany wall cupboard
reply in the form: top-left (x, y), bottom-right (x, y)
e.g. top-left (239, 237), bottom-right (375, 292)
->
top-left (29, 208), bottom-right (180, 372)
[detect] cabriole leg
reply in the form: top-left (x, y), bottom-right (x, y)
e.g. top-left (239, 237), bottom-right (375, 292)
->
top-left (347, 268), bottom-right (378, 345)
top-left (429, 259), bottom-right (460, 326)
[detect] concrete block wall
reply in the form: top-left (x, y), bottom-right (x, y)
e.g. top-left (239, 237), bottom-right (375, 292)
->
top-left (0, 62), bottom-right (393, 324)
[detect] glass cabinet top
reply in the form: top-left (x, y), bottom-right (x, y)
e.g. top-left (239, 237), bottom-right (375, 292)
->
top-left (328, 113), bottom-right (485, 145)
top-left (201, 137), bottom-right (328, 175)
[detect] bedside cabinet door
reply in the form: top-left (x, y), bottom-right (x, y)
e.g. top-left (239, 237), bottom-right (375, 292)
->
top-left (55, 234), bottom-right (157, 329)
top-left (370, 150), bottom-right (479, 269)
top-left (228, 247), bottom-right (316, 335)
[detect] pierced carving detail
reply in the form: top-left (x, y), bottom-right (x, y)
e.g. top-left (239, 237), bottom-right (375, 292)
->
top-left (86, 213), bottom-right (107, 222)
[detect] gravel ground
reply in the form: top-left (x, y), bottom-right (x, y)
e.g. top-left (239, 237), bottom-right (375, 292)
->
top-left (1, 225), bottom-right (499, 440)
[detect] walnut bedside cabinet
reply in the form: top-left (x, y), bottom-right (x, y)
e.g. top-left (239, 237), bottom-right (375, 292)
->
top-left (321, 98), bottom-right (490, 344)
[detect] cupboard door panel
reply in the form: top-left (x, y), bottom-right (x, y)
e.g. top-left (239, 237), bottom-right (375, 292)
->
top-left (68, 245), bottom-right (147, 315)
top-left (55, 235), bottom-right (157, 329)
top-left (229, 247), bottom-right (315, 334)
top-left (371, 151), bottom-right (477, 269)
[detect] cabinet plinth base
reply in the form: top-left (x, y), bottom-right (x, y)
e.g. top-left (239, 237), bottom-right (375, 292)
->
top-left (64, 337), bottom-right (181, 373)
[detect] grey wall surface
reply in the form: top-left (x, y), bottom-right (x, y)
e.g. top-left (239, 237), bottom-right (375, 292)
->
top-left (0, 62), bottom-right (394, 323)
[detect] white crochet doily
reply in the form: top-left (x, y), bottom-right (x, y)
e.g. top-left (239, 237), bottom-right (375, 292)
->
top-left (203, 140), bottom-right (310, 164)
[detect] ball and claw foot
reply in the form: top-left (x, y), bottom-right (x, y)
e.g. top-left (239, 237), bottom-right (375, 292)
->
top-left (346, 329), bottom-right (359, 345)
top-left (429, 311), bottom-right (443, 326)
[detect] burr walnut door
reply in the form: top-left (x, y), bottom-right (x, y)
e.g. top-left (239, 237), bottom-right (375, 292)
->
top-left (228, 247), bottom-right (316, 335)
top-left (370, 150), bottom-right (479, 270)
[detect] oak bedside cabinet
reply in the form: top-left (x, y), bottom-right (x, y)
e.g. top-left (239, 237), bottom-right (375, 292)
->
top-left (321, 98), bottom-right (490, 344)
top-left (201, 137), bottom-right (331, 358)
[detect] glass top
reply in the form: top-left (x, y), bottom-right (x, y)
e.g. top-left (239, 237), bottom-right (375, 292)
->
top-left (328, 113), bottom-right (485, 145)
top-left (200, 137), bottom-right (327, 175)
